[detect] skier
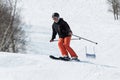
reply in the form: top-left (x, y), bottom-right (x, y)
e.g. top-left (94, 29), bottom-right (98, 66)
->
top-left (50, 12), bottom-right (79, 61)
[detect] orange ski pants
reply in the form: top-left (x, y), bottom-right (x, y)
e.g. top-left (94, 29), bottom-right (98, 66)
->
top-left (58, 36), bottom-right (78, 57)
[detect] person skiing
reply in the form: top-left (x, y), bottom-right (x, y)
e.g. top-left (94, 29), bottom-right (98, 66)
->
top-left (50, 12), bottom-right (79, 61)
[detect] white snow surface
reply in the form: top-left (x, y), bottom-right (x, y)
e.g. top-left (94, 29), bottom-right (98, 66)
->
top-left (0, 0), bottom-right (120, 80)
top-left (0, 52), bottom-right (120, 80)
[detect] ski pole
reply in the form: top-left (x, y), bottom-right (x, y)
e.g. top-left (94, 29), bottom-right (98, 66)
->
top-left (72, 34), bottom-right (98, 45)
top-left (53, 38), bottom-right (81, 42)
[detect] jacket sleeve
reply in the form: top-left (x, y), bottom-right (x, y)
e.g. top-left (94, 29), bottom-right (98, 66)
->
top-left (64, 21), bottom-right (72, 33)
top-left (51, 25), bottom-right (57, 40)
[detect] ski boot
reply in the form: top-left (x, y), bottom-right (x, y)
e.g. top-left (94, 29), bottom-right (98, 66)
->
top-left (71, 57), bottom-right (80, 62)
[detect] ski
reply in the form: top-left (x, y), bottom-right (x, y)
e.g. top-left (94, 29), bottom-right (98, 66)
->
top-left (49, 55), bottom-right (80, 62)
top-left (49, 55), bottom-right (70, 61)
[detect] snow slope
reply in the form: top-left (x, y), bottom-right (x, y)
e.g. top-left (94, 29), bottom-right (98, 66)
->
top-left (0, 52), bottom-right (119, 80)
top-left (0, 0), bottom-right (120, 80)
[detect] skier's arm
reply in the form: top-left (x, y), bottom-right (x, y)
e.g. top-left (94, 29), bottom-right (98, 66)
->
top-left (64, 21), bottom-right (72, 35)
top-left (51, 25), bottom-right (57, 41)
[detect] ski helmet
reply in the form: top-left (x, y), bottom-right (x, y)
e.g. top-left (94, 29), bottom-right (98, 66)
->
top-left (52, 12), bottom-right (60, 18)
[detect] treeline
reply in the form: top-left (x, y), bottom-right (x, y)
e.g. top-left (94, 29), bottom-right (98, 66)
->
top-left (108, 0), bottom-right (120, 20)
top-left (0, 0), bottom-right (26, 53)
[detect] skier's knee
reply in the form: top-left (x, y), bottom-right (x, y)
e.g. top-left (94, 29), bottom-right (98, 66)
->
top-left (58, 41), bottom-right (63, 46)
top-left (64, 43), bottom-right (69, 48)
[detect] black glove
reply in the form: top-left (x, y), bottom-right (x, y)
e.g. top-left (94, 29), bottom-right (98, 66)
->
top-left (50, 39), bottom-right (54, 42)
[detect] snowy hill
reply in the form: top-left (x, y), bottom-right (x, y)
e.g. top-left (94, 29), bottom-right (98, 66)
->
top-left (0, 52), bottom-right (119, 80)
top-left (0, 0), bottom-right (120, 80)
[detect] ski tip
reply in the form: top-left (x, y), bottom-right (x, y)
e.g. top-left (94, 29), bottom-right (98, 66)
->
top-left (49, 55), bottom-right (53, 57)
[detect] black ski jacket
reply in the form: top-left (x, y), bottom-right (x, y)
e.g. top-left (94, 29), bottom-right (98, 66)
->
top-left (51, 18), bottom-right (72, 40)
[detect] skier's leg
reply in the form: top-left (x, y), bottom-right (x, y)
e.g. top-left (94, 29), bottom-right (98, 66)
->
top-left (64, 37), bottom-right (78, 58)
top-left (58, 38), bottom-right (68, 57)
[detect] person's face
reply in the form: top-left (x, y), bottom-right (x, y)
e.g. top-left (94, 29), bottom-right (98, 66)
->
top-left (52, 17), bottom-right (59, 22)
